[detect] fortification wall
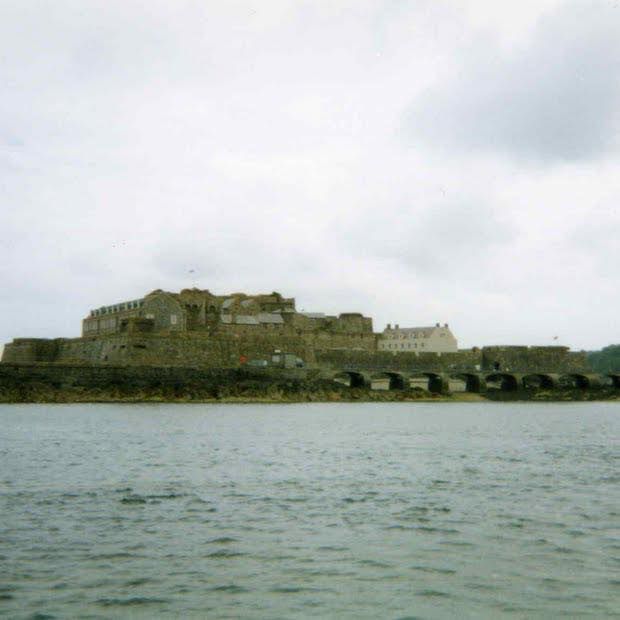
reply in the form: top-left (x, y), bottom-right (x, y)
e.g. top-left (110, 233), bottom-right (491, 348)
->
top-left (0, 362), bottom-right (314, 393)
top-left (2, 339), bottom-right (64, 363)
top-left (315, 348), bottom-right (483, 372)
top-left (481, 346), bottom-right (589, 373)
top-left (2, 337), bottom-right (590, 374)
top-left (3, 333), bottom-right (316, 368)
top-left (5, 337), bottom-right (318, 368)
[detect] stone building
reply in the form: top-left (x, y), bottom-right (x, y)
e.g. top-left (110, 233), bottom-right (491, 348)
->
top-left (82, 289), bottom-right (297, 336)
top-left (378, 323), bottom-right (458, 354)
top-left (28, 287), bottom-right (377, 367)
top-left (81, 288), bottom-right (373, 342)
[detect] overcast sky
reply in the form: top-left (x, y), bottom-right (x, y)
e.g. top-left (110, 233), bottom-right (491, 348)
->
top-left (1, 0), bottom-right (619, 352)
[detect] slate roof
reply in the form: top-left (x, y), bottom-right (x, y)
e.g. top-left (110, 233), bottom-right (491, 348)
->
top-left (257, 313), bottom-right (284, 324)
top-left (384, 326), bottom-right (442, 337)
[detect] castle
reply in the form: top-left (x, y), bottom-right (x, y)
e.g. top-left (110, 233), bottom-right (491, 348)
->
top-left (81, 288), bottom-right (374, 343)
top-left (1, 287), bottom-right (587, 376)
top-left (3, 288), bottom-right (377, 367)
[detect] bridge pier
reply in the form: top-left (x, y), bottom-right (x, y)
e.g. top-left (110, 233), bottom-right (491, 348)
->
top-left (608, 374), bottom-right (620, 388)
top-left (329, 366), bottom-right (616, 395)
top-left (485, 373), bottom-right (522, 392)
top-left (450, 373), bottom-right (486, 393)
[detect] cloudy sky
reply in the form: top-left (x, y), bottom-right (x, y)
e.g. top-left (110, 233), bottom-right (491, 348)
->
top-left (1, 0), bottom-right (619, 351)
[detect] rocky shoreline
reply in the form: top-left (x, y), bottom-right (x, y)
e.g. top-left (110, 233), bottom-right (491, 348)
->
top-left (1, 382), bottom-right (618, 404)
top-left (1, 362), bottom-right (618, 404)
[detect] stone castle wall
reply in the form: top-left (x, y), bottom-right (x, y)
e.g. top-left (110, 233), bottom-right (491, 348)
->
top-left (481, 346), bottom-right (588, 373)
top-left (315, 348), bottom-right (483, 372)
top-left (4, 332), bottom-right (350, 368)
top-left (0, 362), bottom-right (315, 394)
top-left (1, 335), bottom-right (590, 374)
top-left (3, 339), bottom-right (63, 363)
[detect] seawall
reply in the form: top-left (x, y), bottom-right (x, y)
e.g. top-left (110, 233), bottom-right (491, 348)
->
top-left (1, 362), bottom-right (617, 403)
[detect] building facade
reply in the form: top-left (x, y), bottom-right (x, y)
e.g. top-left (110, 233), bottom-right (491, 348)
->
top-left (81, 288), bottom-right (373, 343)
top-left (378, 323), bottom-right (458, 353)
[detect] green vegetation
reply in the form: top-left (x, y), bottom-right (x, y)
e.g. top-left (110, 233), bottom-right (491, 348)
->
top-left (587, 345), bottom-right (620, 373)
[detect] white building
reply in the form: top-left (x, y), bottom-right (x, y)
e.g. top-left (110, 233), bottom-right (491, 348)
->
top-left (378, 323), bottom-right (458, 353)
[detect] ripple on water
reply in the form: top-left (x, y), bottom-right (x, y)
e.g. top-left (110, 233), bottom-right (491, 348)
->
top-left (209, 585), bottom-right (249, 594)
top-left (270, 586), bottom-right (330, 594)
top-left (124, 577), bottom-right (153, 586)
top-left (96, 597), bottom-right (170, 607)
top-left (410, 565), bottom-right (457, 575)
top-left (204, 550), bottom-right (246, 558)
top-left (2, 402), bottom-right (619, 619)
top-left (416, 589), bottom-right (452, 598)
top-left (414, 526), bottom-right (460, 534)
top-left (90, 552), bottom-right (146, 560)
top-left (357, 559), bottom-right (392, 568)
top-left (119, 496), bottom-right (147, 505)
top-left (206, 536), bottom-right (239, 544)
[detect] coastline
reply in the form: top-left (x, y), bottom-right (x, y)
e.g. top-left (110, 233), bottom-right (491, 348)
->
top-left (1, 386), bottom-right (618, 404)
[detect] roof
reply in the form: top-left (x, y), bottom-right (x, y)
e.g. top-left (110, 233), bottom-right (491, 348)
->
top-left (235, 315), bottom-right (260, 325)
top-left (257, 313), bottom-right (284, 324)
top-left (383, 326), bottom-right (446, 336)
top-left (220, 313), bottom-right (283, 325)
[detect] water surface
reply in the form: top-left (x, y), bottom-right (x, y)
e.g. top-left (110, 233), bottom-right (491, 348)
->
top-left (1, 402), bottom-right (619, 618)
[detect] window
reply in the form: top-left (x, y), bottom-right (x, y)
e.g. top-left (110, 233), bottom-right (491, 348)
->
top-left (170, 314), bottom-right (178, 325)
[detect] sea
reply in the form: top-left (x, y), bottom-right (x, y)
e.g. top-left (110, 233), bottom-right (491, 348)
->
top-left (0, 402), bottom-right (618, 619)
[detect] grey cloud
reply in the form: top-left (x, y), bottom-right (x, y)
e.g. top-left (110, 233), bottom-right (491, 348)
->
top-left (1, 1), bottom-right (619, 351)
top-left (406, 2), bottom-right (620, 162)
top-left (340, 200), bottom-right (516, 279)
top-left (569, 208), bottom-right (620, 276)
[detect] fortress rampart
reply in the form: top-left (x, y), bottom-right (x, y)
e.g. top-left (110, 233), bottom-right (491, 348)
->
top-left (314, 347), bottom-right (588, 374)
top-left (1, 287), bottom-right (590, 376)
top-left (2, 334), bottom-right (589, 375)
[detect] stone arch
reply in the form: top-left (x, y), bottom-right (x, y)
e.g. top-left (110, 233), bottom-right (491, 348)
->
top-left (450, 373), bottom-right (485, 393)
top-left (333, 371), bottom-right (369, 388)
top-left (410, 372), bottom-right (447, 394)
top-left (370, 371), bottom-right (408, 390)
top-left (522, 373), bottom-right (559, 390)
top-left (559, 373), bottom-right (599, 389)
top-left (485, 373), bottom-right (520, 391)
